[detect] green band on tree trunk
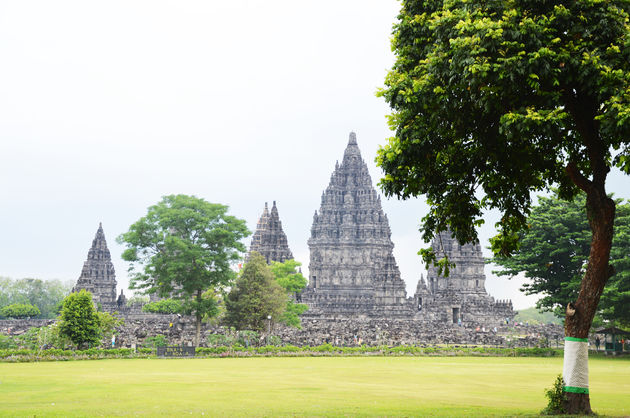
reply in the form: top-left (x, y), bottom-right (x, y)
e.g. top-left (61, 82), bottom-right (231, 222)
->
top-left (565, 337), bottom-right (588, 342)
top-left (564, 386), bottom-right (589, 394)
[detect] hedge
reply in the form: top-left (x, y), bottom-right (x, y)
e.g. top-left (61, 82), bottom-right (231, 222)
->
top-left (0, 344), bottom-right (561, 363)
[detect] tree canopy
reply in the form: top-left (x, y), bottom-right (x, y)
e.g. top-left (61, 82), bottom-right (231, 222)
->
top-left (118, 194), bottom-right (249, 345)
top-left (224, 252), bottom-right (287, 332)
top-left (0, 303), bottom-right (41, 319)
top-left (493, 192), bottom-right (630, 326)
top-left (378, 0), bottom-right (630, 251)
top-left (58, 290), bottom-right (101, 348)
top-left (377, 1), bottom-right (630, 413)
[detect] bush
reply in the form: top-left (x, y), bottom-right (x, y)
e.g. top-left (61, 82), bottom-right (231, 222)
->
top-left (144, 335), bottom-right (168, 348)
top-left (207, 333), bottom-right (235, 347)
top-left (542, 374), bottom-right (567, 415)
top-left (267, 335), bottom-right (282, 346)
top-left (237, 330), bottom-right (259, 347)
top-left (58, 290), bottom-right (101, 349)
top-left (142, 299), bottom-right (183, 314)
top-left (0, 303), bottom-right (41, 318)
top-left (0, 334), bottom-right (17, 349)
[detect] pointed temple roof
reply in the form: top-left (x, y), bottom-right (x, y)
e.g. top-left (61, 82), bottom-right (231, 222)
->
top-left (425, 230), bottom-right (487, 295)
top-left (302, 132), bottom-right (410, 317)
top-left (74, 223), bottom-right (117, 305)
top-left (247, 201), bottom-right (294, 264)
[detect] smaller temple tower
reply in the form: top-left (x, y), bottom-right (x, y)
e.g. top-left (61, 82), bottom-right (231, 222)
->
top-left (414, 231), bottom-right (514, 325)
top-left (247, 201), bottom-right (294, 264)
top-left (73, 223), bottom-right (117, 307)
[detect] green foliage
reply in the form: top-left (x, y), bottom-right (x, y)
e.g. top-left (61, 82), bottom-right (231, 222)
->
top-left (142, 298), bottom-right (184, 314)
top-left (37, 322), bottom-right (71, 350)
top-left (270, 259), bottom-right (307, 295)
top-left (237, 330), bottom-right (259, 347)
top-left (267, 335), bottom-right (282, 346)
top-left (377, 0), bottom-right (630, 259)
top-left (0, 277), bottom-right (72, 318)
top-left (493, 193), bottom-right (630, 325)
top-left (58, 290), bottom-right (101, 349)
top-left (118, 194), bottom-right (250, 344)
top-left (542, 374), bottom-right (567, 415)
top-left (143, 335), bottom-right (168, 348)
top-left (269, 258), bottom-right (308, 328)
top-left (0, 334), bottom-right (17, 349)
top-left (126, 294), bottom-right (149, 306)
top-left (207, 333), bottom-right (235, 347)
top-left (224, 253), bottom-right (287, 332)
top-left (280, 301), bottom-right (309, 329)
top-left (97, 311), bottom-right (124, 341)
top-left (0, 303), bottom-right (41, 318)
top-left (0, 347), bottom-right (154, 362)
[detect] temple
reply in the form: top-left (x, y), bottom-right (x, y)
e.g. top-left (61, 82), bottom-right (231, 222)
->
top-left (73, 223), bottom-right (118, 308)
top-left (298, 132), bottom-right (513, 325)
top-left (247, 201), bottom-right (294, 264)
top-left (300, 132), bottom-right (412, 318)
top-left (413, 231), bottom-right (514, 325)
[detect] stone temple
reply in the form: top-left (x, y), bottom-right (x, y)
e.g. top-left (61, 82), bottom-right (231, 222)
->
top-left (297, 132), bottom-right (513, 325)
top-left (300, 132), bottom-right (411, 318)
top-left (413, 231), bottom-right (513, 325)
top-left (248, 201), bottom-right (294, 264)
top-left (73, 223), bottom-right (119, 308)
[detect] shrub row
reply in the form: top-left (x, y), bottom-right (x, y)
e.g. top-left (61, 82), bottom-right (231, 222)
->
top-left (0, 345), bottom-right (561, 362)
top-left (195, 344), bottom-right (560, 357)
top-left (0, 347), bottom-right (153, 362)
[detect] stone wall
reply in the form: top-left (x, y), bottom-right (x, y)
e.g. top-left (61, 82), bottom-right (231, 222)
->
top-left (0, 319), bottom-right (54, 336)
top-left (0, 316), bottom-right (564, 349)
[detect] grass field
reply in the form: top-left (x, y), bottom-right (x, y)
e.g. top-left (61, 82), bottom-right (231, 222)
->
top-left (1, 356), bottom-right (629, 416)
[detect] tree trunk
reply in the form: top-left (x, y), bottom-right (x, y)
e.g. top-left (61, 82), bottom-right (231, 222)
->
top-left (195, 289), bottom-right (202, 347)
top-left (563, 191), bottom-right (615, 415)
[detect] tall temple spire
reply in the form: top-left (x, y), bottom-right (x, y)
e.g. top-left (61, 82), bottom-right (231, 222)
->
top-left (247, 201), bottom-right (294, 264)
top-left (74, 223), bottom-right (117, 306)
top-left (302, 132), bottom-right (410, 317)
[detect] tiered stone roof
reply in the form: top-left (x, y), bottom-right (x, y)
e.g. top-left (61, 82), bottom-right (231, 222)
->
top-left (74, 223), bottom-right (117, 306)
top-left (248, 201), bottom-right (294, 264)
top-left (414, 231), bottom-right (513, 324)
top-left (302, 132), bottom-right (411, 317)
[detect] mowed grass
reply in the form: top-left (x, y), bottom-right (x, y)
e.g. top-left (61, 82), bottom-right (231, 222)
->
top-left (1, 357), bottom-right (628, 416)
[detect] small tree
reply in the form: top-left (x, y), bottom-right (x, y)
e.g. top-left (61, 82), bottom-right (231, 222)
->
top-left (0, 303), bottom-right (41, 319)
top-left (58, 290), bottom-right (101, 349)
top-left (118, 194), bottom-right (249, 346)
top-left (224, 252), bottom-right (286, 332)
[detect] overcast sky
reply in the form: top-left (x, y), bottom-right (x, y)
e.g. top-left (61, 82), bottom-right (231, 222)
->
top-left (1, 1), bottom-right (628, 310)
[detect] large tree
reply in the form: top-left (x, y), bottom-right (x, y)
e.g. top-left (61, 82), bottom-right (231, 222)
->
top-left (224, 252), bottom-right (287, 332)
top-left (377, 0), bottom-right (630, 413)
top-left (493, 192), bottom-right (630, 326)
top-left (118, 194), bottom-right (249, 346)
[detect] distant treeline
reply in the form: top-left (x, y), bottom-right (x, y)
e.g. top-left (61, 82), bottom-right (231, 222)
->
top-left (0, 277), bottom-right (72, 319)
top-left (514, 307), bottom-right (562, 325)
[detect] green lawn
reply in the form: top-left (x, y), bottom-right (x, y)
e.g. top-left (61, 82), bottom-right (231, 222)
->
top-left (1, 357), bottom-right (628, 416)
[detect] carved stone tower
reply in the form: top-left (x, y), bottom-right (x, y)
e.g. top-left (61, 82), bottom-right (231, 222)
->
top-left (74, 223), bottom-right (117, 306)
top-left (248, 201), bottom-right (294, 264)
top-left (301, 132), bottom-right (411, 317)
top-left (414, 231), bottom-right (514, 325)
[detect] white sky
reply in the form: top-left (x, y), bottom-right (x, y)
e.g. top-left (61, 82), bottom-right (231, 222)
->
top-left (1, 1), bottom-right (628, 310)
